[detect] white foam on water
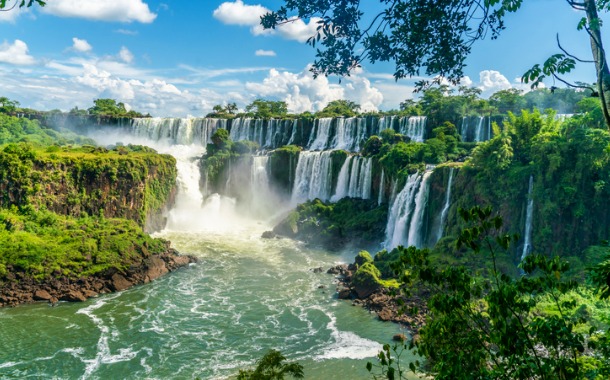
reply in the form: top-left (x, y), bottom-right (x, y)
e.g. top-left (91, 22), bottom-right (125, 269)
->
top-left (315, 313), bottom-right (382, 360)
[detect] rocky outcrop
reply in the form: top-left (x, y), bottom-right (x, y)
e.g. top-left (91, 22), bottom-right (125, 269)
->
top-left (328, 264), bottom-right (428, 332)
top-left (0, 250), bottom-right (196, 308)
top-left (0, 144), bottom-right (177, 232)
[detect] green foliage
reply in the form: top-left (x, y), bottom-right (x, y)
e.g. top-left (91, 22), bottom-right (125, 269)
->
top-left (210, 128), bottom-right (231, 152)
top-left (316, 100), bottom-right (360, 118)
top-left (261, 1), bottom-right (525, 89)
top-left (489, 88), bottom-right (526, 115)
top-left (0, 207), bottom-right (169, 282)
top-left (0, 0), bottom-right (45, 8)
top-left (0, 113), bottom-right (93, 146)
top-left (245, 99), bottom-right (288, 119)
top-left (0, 96), bottom-right (20, 114)
top-left (269, 145), bottom-right (302, 193)
top-left (379, 142), bottom-right (424, 177)
top-left (0, 143), bottom-right (177, 227)
top-left (273, 198), bottom-right (388, 250)
top-left (379, 206), bottom-right (610, 379)
top-left (87, 98), bottom-right (146, 118)
top-left (232, 140), bottom-right (260, 154)
top-left (207, 102), bottom-right (238, 118)
top-left (237, 350), bottom-right (304, 380)
top-left (355, 250), bottom-right (373, 267)
top-left (361, 135), bottom-right (383, 157)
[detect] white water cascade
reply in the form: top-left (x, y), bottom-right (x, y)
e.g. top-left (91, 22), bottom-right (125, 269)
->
top-left (291, 151), bottom-right (334, 204)
top-left (331, 156), bottom-right (373, 202)
top-left (308, 118), bottom-right (333, 150)
top-left (378, 170), bottom-right (386, 205)
top-left (248, 155), bottom-right (274, 216)
top-left (435, 168), bottom-right (455, 243)
top-left (399, 116), bottom-right (427, 142)
top-left (474, 116), bottom-right (485, 142)
top-left (520, 175), bottom-right (535, 262)
top-left (384, 171), bottom-right (432, 250)
top-left (131, 118), bottom-right (226, 146)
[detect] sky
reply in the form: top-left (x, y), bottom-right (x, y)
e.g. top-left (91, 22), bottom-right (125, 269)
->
top-left (0, 0), bottom-right (602, 117)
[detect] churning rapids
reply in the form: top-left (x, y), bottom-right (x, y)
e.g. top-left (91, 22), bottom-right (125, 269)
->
top-left (0, 132), bottom-right (415, 379)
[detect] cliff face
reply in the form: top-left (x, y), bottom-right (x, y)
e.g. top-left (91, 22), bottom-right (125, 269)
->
top-left (0, 144), bottom-right (177, 232)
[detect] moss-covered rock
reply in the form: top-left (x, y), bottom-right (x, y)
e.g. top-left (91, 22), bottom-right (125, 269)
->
top-left (273, 197), bottom-right (388, 250)
top-left (269, 145), bottom-right (302, 195)
top-left (0, 143), bottom-right (177, 231)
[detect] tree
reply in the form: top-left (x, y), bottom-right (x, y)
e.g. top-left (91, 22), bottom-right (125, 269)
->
top-left (317, 99), bottom-right (360, 117)
top-left (489, 89), bottom-right (526, 115)
top-left (88, 99), bottom-right (126, 117)
top-left (245, 99), bottom-right (288, 118)
top-left (375, 206), bottom-right (610, 379)
top-left (262, 1), bottom-right (610, 129)
top-left (0, 96), bottom-right (20, 114)
top-left (237, 350), bottom-right (304, 380)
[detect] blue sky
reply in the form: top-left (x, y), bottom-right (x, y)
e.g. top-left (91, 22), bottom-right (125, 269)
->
top-left (0, 0), bottom-right (602, 116)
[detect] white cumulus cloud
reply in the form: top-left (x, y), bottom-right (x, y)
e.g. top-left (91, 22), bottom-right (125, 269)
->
top-left (214, 1), bottom-right (319, 43)
top-left (213, 0), bottom-right (267, 26)
top-left (255, 49), bottom-right (276, 57)
top-left (0, 40), bottom-right (35, 65)
top-left (43, 0), bottom-right (156, 23)
top-left (245, 67), bottom-right (383, 113)
top-left (71, 37), bottom-right (92, 53)
top-left (119, 47), bottom-right (134, 64)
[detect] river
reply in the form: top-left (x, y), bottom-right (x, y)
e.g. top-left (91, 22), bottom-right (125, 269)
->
top-left (0, 135), bottom-right (417, 379)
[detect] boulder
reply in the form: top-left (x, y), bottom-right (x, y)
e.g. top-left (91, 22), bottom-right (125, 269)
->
top-left (61, 290), bottom-right (86, 302)
top-left (33, 289), bottom-right (53, 301)
top-left (261, 231), bottom-right (276, 239)
top-left (109, 274), bottom-right (132, 292)
top-left (337, 287), bottom-right (352, 299)
top-left (145, 256), bottom-right (169, 282)
top-left (393, 334), bottom-right (407, 342)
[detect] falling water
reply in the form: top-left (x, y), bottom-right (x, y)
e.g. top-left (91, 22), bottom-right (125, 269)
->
top-left (384, 171), bottom-right (432, 250)
top-left (378, 170), bottom-right (385, 205)
top-left (308, 118), bottom-right (333, 150)
top-left (521, 175), bottom-right (535, 262)
top-left (331, 156), bottom-right (353, 202)
top-left (474, 116), bottom-right (485, 142)
top-left (435, 168), bottom-right (455, 243)
top-left (291, 151), bottom-right (334, 203)
top-left (399, 116), bottom-right (427, 142)
top-left (131, 118), bottom-right (225, 146)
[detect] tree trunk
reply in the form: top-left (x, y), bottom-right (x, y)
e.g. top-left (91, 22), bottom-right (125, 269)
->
top-left (584, 0), bottom-right (610, 129)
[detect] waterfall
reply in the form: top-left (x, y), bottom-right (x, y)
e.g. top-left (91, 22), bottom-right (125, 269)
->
top-left (460, 117), bottom-right (468, 141)
top-left (131, 118), bottom-right (225, 146)
top-left (399, 116), bottom-right (426, 142)
top-left (331, 156), bottom-right (373, 201)
top-left (378, 170), bottom-right (385, 205)
top-left (521, 175), bottom-right (535, 262)
top-left (474, 116), bottom-right (485, 142)
top-left (333, 118), bottom-right (350, 151)
top-left (291, 151), bottom-right (334, 204)
top-left (331, 156), bottom-right (353, 202)
top-left (308, 118), bottom-right (333, 150)
top-left (166, 146), bottom-right (241, 232)
top-left (385, 171), bottom-right (432, 250)
top-left (435, 168), bottom-right (455, 243)
top-left (287, 119), bottom-right (298, 145)
top-left (487, 116), bottom-right (492, 141)
top-left (249, 155), bottom-right (273, 216)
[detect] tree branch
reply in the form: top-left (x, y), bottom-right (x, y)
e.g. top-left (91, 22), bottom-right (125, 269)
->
top-left (556, 34), bottom-right (595, 63)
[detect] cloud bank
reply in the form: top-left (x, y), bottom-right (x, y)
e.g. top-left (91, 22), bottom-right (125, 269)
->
top-left (43, 0), bottom-right (156, 23)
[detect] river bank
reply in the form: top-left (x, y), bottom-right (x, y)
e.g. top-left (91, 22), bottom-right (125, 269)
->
top-left (0, 248), bottom-right (196, 307)
top-left (328, 264), bottom-right (428, 332)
